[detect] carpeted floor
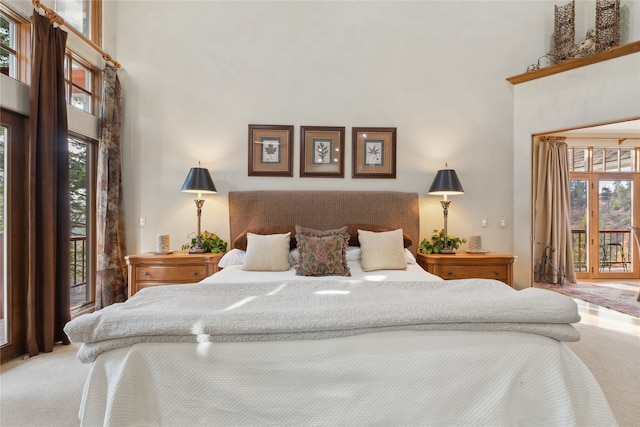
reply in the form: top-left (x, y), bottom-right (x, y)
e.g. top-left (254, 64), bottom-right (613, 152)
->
top-left (535, 281), bottom-right (640, 318)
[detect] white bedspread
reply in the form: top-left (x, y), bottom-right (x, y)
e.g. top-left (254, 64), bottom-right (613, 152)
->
top-left (80, 331), bottom-right (616, 426)
top-left (65, 277), bottom-right (580, 363)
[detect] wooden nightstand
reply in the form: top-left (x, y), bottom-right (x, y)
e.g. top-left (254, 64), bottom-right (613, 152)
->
top-left (125, 252), bottom-right (224, 297)
top-left (416, 252), bottom-right (516, 287)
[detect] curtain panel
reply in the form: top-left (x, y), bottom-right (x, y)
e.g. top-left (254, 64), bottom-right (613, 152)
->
top-left (96, 65), bottom-right (127, 308)
top-left (27, 12), bottom-right (71, 355)
top-left (533, 136), bottom-right (576, 284)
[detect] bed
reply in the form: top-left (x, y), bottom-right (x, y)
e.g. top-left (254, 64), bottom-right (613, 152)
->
top-left (65, 191), bottom-right (616, 426)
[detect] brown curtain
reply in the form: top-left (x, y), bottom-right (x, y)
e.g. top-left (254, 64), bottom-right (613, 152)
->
top-left (532, 136), bottom-right (576, 284)
top-left (27, 12), bottom-right (70, 355)
top-left (95, 64), bottom-right (127, 308)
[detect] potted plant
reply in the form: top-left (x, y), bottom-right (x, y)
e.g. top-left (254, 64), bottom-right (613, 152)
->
top-left (182, 231), bottom-right (227, 253)
top-left (419, 229), bottom-right (466, 254)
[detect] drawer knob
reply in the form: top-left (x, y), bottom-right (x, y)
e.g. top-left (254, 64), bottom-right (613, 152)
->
top-left (447, 272), bottom-right (453, 276)
top-left (193, 271), bottom-right (198, 276)
top-left (494, 271), bottom-right (500, 276)
top-left (143, 272), bottom-right (149, 276)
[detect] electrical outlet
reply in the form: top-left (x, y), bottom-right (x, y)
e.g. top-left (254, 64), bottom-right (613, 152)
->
top-left (139, 217), bottom-right (146, 227)
top-left (481, 217), bottom-right (488, 228)
top-left (499, 217), bottom-right (507, 228)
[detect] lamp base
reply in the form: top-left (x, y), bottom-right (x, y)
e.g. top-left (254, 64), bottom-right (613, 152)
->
top-left (188, 247), bottom-right (206, 254)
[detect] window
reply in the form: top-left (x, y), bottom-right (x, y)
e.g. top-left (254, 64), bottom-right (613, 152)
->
top-left (64, 52), bottom-right (101, 114)
top-left (568, 146), bottom-right (639, 279)
top-left (53, 0), bottom-right (101, 46)
top-left (0, 4), bottom-right (30, 83)
top-left (69, 133), bottom-right (97, 315)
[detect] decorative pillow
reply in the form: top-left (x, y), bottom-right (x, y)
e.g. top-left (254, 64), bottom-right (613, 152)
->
top-left (345, 224), bottom-right (412, 248)
top-left (233, 226), bottom-right (296, 250)
top-left (295, 227), bottom-right (351, 277)
top-left (295, 225), bottom-right (348, 235)
top-left (242, 232), bottom-right (291, 271)
top-left (358, 228), bottom-right (407, 272)
top-left (218, 248), bottom-right (246, 268)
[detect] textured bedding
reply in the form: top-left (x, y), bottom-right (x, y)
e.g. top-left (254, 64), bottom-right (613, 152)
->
top-left (79, 331), bottom-right (616, 426)
top-left (65, 276), bottom-right (581, 363)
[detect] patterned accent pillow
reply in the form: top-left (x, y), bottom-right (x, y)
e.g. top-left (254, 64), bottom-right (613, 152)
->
top-left (295, 228), bottom-right (351, 277)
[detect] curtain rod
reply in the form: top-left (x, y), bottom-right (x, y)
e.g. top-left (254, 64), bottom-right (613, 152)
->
top-left (32, 0), bottom-right (121, 69)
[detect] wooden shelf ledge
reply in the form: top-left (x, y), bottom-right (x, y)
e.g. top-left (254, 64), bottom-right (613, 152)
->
top-left (506, 40), bottom-right (640, 85)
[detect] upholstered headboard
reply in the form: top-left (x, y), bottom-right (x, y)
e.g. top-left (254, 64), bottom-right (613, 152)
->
top-left (228, 191), bottom-right (420, 254)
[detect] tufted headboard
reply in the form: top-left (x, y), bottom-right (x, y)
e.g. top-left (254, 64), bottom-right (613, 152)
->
top-left (228, 191), bottom-right (420, 254)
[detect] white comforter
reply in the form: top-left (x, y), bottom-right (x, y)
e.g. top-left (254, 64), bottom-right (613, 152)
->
top-left (70, 266), bottom-right (617, 426)
top-left (65, 277), bottom-right (580, 363)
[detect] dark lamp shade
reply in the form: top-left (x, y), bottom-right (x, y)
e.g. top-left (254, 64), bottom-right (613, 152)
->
top-left (428, 169), bottom-right (464, 196)
top-left (181, 167), bottom-right (217, 194)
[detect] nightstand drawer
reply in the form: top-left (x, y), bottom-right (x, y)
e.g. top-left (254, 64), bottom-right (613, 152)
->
top-left (126, 252), bottom-right (224, 297)
top-left (416, 252), bottom-right (515, 287)
top-left (136, 266), bottom-right (206, 282)
top-left (440, 265), bottom-right (508, 281)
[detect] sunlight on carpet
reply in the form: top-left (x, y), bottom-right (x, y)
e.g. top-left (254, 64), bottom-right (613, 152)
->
top-left (535, 282), bottom-right (640, 318)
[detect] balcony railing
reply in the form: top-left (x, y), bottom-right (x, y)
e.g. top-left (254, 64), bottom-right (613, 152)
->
top-left (571, 229), bottom-right (632, 273)
top-left (70, 236), bottom-right (88, 307)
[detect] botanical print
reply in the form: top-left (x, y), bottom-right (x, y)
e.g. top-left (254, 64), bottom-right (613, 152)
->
top-left (261, 137), bottom-right (281, 164)
top-left (313, 138), bottom-right (333, 164)
top-left (364, 140), bottom-right (384, 166)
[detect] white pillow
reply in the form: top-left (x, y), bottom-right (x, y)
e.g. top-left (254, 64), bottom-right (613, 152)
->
top-left (242, 232), bottom-right (291, 271)
top-left (358, 229), bottom-right (407, 272)
top-left (218, 249), bottom-right (246, 268)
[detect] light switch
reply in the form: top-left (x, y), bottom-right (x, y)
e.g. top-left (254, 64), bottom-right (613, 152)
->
top-left (481, 217), bottom-right (488, 228)
top-left (139, 217), bottom-right (146, 227)
top-left (499, 217), bottom-right (507, 228)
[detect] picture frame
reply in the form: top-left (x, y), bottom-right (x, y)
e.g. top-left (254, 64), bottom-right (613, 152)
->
top-left (352, 127), bottom-right (397, 178)
top-left (300, 126), bottom-right (345, 178)
top-left (248, 124), bottom-right (294, 177)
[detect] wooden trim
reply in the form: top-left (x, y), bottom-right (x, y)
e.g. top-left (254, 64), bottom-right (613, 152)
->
top-left (0, 109), bottom-right (29, 363)
top-left (0, 3), bottom-right (31, 85)
top-left (506, 41), bottom-right (640, 85)
top-left (91, 0), bottom-right (102, 49)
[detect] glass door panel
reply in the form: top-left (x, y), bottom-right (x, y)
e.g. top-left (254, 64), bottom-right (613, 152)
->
top-left (570, 179), bottom-right (589, 277)
top-left (594, 178), bottom-right (634, 278)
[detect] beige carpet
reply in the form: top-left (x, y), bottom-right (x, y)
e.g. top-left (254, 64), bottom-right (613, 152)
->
top-left (1, 327), bottom-right (639, 426)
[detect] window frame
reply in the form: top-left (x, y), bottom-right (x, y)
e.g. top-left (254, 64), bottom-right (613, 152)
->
top-left (53, 0), bottom-right (102, 47)
top-left (64, 50), bottom-right (102, 114)
top-left (68, 132), bottom-right (98, 318)
top-left (0, 3), bottom-right (31, 84)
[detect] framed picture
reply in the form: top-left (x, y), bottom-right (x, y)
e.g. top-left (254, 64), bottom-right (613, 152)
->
top-left (352, 127), bottom-right (397, 178)
top-left (300, 126), bottom-right (345, 178)
top-left (248, 124), bottom-right (294, 177)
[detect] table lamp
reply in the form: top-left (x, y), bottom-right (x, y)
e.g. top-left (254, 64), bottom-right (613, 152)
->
top-left (181, 164), bottom-right (217, 253)
top-left (428, 165), bottom-right (464, 254)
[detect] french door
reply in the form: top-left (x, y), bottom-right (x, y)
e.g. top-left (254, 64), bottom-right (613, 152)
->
top-left (571, 173), bottom-right (639, 280)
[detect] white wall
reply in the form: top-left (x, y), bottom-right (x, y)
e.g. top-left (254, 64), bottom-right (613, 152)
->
top-left (106, 0), bottom-right (558, 257)
top-left (512, 52), bottom-right (640, 289)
